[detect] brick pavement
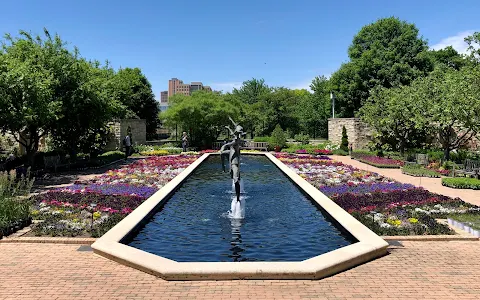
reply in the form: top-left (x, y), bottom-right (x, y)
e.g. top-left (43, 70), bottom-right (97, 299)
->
top-left (332, 155), bottom-right (480, 206)
top-left (0, 241), bottom-right (479, 300)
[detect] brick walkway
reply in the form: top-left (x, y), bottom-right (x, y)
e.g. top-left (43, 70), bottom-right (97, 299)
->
top-left (332, 155), bottom-right (480, 206)
top-left (0, 241), bottom-right (479, 299)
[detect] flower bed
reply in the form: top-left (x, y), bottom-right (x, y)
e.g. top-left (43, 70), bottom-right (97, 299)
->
top-left (442, 177), bottom-right (480, 190)
top-left (277, 154), bottom-right (478, 236)
top-left (30, 155), bottom-right (199, 237)
top-left (356, 156), bottom-right (404, 168)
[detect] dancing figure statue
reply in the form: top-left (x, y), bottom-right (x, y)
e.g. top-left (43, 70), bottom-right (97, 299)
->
top-left (220, 117), bottom-right (245, 202)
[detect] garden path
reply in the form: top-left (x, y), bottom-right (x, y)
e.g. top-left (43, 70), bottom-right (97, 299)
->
top-left (0, 241), bottom-right (478, 299)
top-left (332, 155), bottom-right (480, 207)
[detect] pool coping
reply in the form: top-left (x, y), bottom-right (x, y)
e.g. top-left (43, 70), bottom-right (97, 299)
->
top-left (91, 153), bottom-right (389, 280)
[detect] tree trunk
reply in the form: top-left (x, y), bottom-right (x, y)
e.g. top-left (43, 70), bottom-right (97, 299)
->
top-left (443, 148), bottom-right (450, 162)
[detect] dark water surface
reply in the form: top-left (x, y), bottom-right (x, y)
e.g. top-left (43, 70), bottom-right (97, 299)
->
top-left (126, 155), bottom-right (354, 262)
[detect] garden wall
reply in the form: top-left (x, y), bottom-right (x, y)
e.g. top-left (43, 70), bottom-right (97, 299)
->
top-left (328, 118), bottom-right (373, 150)
top-left (105, 119), bottom-right (146, 151)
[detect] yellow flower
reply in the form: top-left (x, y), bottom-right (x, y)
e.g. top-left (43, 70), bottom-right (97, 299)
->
top-left (72, 218), bottom-right (79, 223)
top-left (31, 210), bottom-right (39, 216)
top-left (408, 218), bottom-right (418, 224)
top-left (93, 211), bottom-right (102, 220)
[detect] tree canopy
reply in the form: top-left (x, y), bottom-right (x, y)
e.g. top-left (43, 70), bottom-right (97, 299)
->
top-left (330, 17), bottom-right (432, 117)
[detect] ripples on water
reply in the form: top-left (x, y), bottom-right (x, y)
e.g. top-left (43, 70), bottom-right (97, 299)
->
top-left (126, 155), bottom-right (355, 262)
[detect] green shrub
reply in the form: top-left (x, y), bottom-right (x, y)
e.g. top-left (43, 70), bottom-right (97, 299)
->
top-left (340, 126), bottom-right (349, 152)
top-left (270, 125), bottom-right (287, 149)
top-left (332, 149), bottom-right (349, 156)
top-left (442, 177), bottom-right (480, 190)
top-left (253, 136), bottom-right (270, 143)
top-left (294, 133), bottom-right (310, 145)
top-left (402, 164), bottom-right (440, 178)
top-left (0, 170), bottom-right (33, 237)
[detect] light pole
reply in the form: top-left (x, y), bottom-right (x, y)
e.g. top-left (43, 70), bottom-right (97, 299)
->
top-left (330, 92), bottom-right (336, 118)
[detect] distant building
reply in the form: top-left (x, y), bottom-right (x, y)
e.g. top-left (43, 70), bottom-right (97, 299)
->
top-left (160, 91), bottom-right (168, 103)
top-left (167, 78), bottom-right (213, 98)
top-left (168, 78), bottom-right (183, 98)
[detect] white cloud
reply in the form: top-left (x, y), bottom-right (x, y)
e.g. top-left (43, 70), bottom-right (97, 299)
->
top-left (210, 82), bottom-right (243, 93)
top-left (289, 80), bottom-right (313, 92)
top-left (431, 30), bottom-right (476, 54)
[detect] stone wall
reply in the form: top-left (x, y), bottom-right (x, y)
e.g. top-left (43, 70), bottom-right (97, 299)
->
top-left (105, 119), bottom-right (146, 151)
top-left (328, 118), bottom-right (373, 150)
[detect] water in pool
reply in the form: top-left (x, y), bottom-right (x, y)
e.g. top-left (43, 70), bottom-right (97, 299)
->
top-left (126, 155), bottom-right (354, 262)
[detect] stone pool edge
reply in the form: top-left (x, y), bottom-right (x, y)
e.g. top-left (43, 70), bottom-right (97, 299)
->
top-left (91, 152), bottom-right (389, 280)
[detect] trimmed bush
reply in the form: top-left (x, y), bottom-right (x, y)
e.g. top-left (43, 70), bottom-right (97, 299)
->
top-left (442, 177), bottom-right (480, 190)
top-left (253, 136), bottom-right (270, 143)
top-left (402, 164), bottom-right (441, 178)
top-left (340, 126), bottom-right (349, 152)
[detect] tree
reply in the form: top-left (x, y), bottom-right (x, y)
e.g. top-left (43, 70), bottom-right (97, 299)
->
top-left (257, 87), bottom-right (302, 136)
top-left (230, 78), bottom-right (271, 137)
top-left (330, 17), bottom-right (432, 116)
top-left (161, 91), bottom-right (239, 148)
top-left (270, 124), bottom-right (287, 149)
top-left (413, 66), bottom-right (480, 160)
top-left (296, 76), bottom-right (331, 138)
top-left (360, 86), bottom-right (427, 155)
top-left (109, 68), bottom-right (159, 139)
top-left (426, 46), bottom-right (467, 70)
top-left (340, 126), bottom-right (349, 152)
top-left (0, 30), bottom-right (59, 165)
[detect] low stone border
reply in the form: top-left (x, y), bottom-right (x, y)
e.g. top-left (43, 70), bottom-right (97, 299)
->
top-left (382, 235), bottom-right (479, 241)
top-left (0, 237), bottom-right (96, 244)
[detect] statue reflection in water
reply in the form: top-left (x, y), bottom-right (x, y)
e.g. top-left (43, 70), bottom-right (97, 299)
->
top-left (229, 218), bottom-right (245, 261)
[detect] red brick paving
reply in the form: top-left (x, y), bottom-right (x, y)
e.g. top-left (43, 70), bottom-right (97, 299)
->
top-left (0, 241), bottom-right (479, 299)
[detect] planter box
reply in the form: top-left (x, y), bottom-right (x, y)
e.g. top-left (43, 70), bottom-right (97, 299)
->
top-left (447, 218), bottom-right (480, 238)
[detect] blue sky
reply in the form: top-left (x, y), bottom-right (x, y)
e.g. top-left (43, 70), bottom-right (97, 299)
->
top-left (2, 0), bottom-right (479, 99)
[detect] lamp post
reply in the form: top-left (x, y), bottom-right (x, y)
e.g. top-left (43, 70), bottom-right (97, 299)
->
top-left (330, 92), bottom-right (336, 118)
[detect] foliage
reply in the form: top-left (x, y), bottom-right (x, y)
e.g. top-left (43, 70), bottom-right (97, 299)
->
top-left (332, 149), bottom-right (349, 156)
top-left (161, 90), bottom-right (239, 148)
top-left (252, 136), bottom-right (270, 142)
top-left (448, 213), bottom-right (480, 231)
top-left (412, 66), bottom-right (480, 160)
top-left (0, 170), bottom-right (33, 237)
top-left (402, 164), bottom-right (441, 178)
top-left (442, 177), bottom-right (480, 190)
top-left (360, 85), bottom-right (427, 154)
top-left (270, 125), bottom-right (287, 148)
top-left (294, 133), bottom-right (310, 145)
top-left (0, 29), bottom-right (59, 165)
top-left (329, 17), bottom-right (432, 117)
top-left (109, 68), bottom-right (159, 138)
top-left (297, 76), bottom-right (330, 138)
top-left (340, 126), bottom-right (349, 152)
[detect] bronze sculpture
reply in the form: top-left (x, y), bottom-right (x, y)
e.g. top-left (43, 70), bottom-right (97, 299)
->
top-left (220, 117), bottom-right (245, 202)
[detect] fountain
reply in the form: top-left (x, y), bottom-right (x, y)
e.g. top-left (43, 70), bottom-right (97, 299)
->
top-left (220, 117), bottom-right (246, 218)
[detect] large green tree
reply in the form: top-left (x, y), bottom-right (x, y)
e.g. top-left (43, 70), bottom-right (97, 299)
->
top-left (413, 66), bottom-right (480, 160)
top-left (0, 30), bottom-right (59, 165)
top-left (360, 86), bottom-right (427, 154)
top-left (330, 17), bottom-right (432, 116)
top-left (161, 91), bottom-right (239, 148)
top-left (297, 75), bottom-right (331, 138)
top-left (109, 68), bottom-right (159, 139)
top-left (230, 78), bottom-right (271, 137)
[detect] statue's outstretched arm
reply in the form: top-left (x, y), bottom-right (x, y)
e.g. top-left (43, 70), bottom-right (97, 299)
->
top-left (228, 116), bottom-right (238, 127)
top-left (225, 125), bottom-right (235, 136)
